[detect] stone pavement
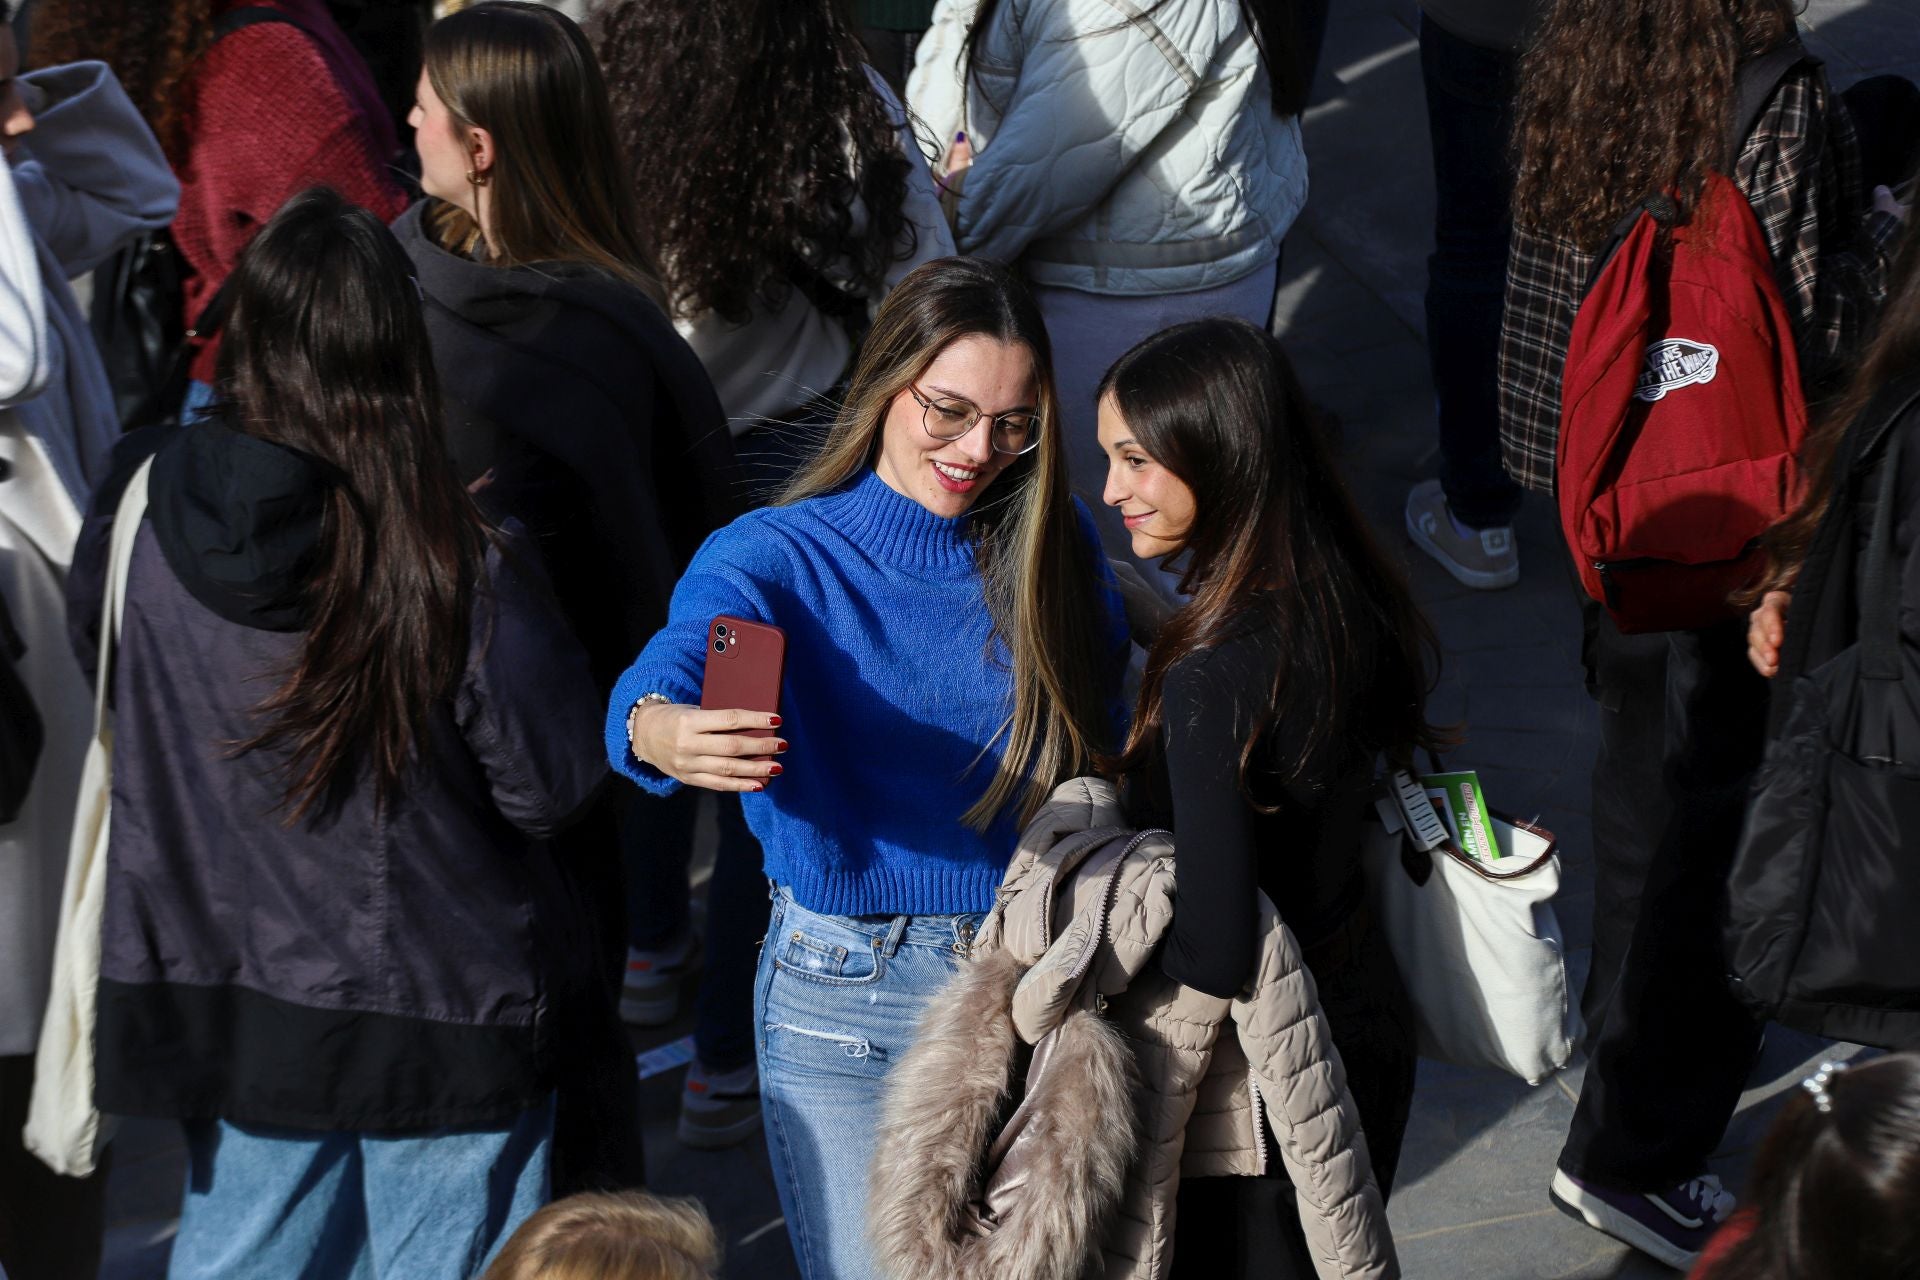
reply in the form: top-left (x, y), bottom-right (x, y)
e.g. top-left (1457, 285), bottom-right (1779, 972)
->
top-left (96, 1), bottom-right (1917, 1276)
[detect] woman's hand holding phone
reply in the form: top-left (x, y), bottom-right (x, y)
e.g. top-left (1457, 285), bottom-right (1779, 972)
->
top-left (628, 702), bottom-right (786, 792)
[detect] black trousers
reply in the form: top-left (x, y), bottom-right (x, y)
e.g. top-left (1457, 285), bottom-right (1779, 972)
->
top-left (0, 1054), bottom-right (110, 1280)
top-left (1169, 910), bottom-right (1416, 1279)
top-left (1559, 602), bottom-right (1767, 1189)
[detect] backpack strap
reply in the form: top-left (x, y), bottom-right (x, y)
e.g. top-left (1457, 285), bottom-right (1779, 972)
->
top-left (1729, 37), bottom-right (1819, 167)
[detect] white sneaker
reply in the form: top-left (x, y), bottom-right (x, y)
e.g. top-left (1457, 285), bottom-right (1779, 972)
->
top-left (1405, 478), bottom-right (1519, 590)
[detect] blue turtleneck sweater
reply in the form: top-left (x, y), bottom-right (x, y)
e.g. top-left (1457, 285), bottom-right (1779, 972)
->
top-left (606, 468), bottom-right (1122, 916)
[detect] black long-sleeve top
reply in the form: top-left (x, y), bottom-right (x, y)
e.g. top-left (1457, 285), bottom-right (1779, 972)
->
top-left (1135, 620), bottom-right (1372, 999)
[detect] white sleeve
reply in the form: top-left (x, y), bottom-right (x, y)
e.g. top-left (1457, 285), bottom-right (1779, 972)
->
top-left (0, 158), bottom-right (49, 407)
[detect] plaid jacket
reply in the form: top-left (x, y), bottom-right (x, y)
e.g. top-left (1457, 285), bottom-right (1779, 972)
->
top-left (1497, 65), bottom-right (1904, 494)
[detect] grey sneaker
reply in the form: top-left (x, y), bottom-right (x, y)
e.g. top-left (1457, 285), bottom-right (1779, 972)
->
top-left (620, 931), bottom-right (699, 1026)
top-left (1405, 478), bottom-right (1519, 590)
top-left (677, 1059), bottom-right (762, 1150)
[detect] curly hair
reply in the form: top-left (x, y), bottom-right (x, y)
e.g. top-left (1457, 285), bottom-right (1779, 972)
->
top-left (28, 0), bottom-right (214, 160)
top-left (593, 0), bottom-right (913, 325)
top-left (1511, 0), bottom-right (1797, 251)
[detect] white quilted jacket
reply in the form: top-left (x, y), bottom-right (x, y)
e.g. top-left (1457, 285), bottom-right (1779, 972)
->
top-left (906, 0), bottom-right (1308, 295)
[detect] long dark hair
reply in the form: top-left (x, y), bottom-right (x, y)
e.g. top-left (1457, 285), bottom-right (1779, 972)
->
top-left (423, 2), bottom-right (663, 302)
top-left (964, 0), bottom-right (1308, 118)
top-left (1512, 0), bottom-right (1798, 250)
top-left (29, 0), bottom-right (212, 159)
top-left (1100, 318), bottom-right (1447, 796)
top-left (1749, 213), bottom-right (1920, 599)
top-left (1707, 1054), bottom-right (1920, 1279)
top-left (782, 257), bottom-right (1115, 828)
top-left (217, 187), bottom-right (490, 822)
top-left (594, 0), bottom-right (912, 325)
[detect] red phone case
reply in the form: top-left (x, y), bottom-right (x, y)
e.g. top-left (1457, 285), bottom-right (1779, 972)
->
top-left (699, 616), bottom-right (786, 738)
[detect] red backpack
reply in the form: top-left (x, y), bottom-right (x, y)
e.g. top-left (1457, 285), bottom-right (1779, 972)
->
top-left (1555, 43), bottom-right (1814, 634)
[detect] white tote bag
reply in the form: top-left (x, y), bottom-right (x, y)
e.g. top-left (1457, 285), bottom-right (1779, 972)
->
top-left (1361, 769), bottom-right (1583, 1085)
top-left (23, 458), bottom-right (151, 1176)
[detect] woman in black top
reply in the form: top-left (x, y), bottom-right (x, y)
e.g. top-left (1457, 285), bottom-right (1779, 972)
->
top-left (1094, 316), bottom-right (1444, 1278)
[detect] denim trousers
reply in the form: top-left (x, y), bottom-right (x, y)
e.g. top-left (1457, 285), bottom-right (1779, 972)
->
top-left (1420, 14), bottom-right (1525, 529)
top-left (169, 1101), bottom-right (551, 1279)
top-left (625, 788), bottom-right (764, 1072)
top-left (755, 886), bottom-right (984, 1280)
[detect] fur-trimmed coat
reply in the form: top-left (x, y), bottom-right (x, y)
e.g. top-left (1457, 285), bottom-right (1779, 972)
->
top-left (871, 777), bottom-right (1398, 1280)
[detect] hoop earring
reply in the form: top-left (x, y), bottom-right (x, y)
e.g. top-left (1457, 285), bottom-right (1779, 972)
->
top-left (466, 168), bottom-right (490, 187)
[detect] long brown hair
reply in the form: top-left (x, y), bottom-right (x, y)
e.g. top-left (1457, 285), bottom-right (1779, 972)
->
top-left (1750, 215), bottom-right (1920, 599)
top-left (781, 256), bottom-right (1115, 829)
top-left (28, 0), bottom-right (212, 159)
top-left (218, 187), bottom-right (491, 822)
top-left (1706, 1054), bottom-right (1920, 1280)
top-left (594, 0), bottom-right (913, 325)
top-left (1511, 0), bottom-right (1797, 250)
top-left (1099, 319), bottom-right (1448, 797)
top-left (422, 1), bottom-right (661, 303)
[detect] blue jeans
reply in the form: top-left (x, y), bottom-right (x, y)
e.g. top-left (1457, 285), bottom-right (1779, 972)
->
top-left (181, 378), bottom-right (217, 424)
top-left (755, 887), bottom-right (984, 1280)
top-left (1420, 14), bottom-right (1525, 529)
top-left (625, 789), bottom-right (763, 1072)
top-left (169, 1102), bottom-right (552, 1279)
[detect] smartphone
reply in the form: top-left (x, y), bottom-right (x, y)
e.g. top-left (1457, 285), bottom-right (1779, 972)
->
top-left (699, 616), bottom-right (786, 739)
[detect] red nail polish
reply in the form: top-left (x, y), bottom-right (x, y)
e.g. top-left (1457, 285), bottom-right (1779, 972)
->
top-left (769, 715), bottom-right (783, 728)
top-left (776, 740), bottom-right (789, 753)
top-left (751, 783), bottom-right (765, 792)
top-left (769, 763), bottom-right (784, 777)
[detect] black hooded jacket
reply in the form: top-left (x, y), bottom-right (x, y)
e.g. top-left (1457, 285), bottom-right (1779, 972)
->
top-left (67, 422), bottom-right (607, 1130)
top-left (393, 204), bottom-right (744, 687)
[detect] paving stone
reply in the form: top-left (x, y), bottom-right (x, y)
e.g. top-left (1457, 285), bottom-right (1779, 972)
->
top-left (1803, 0), bottom-right (1920, 75)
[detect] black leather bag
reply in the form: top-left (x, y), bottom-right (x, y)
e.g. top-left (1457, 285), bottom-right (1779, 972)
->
top-left (0, 587), bottom-right (43, 824)
top-left (1726, 382), bottom-right (1920, 1050)
top-left (89, 229), bottom-right (191, 431)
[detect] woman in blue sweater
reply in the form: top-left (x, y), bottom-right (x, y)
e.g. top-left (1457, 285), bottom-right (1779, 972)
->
top-left (606, 256), bottom-right (1121, 1278)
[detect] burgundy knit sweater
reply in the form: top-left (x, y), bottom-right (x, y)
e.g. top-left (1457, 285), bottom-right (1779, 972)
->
top-left (177, 0), bottom-right (407, 383)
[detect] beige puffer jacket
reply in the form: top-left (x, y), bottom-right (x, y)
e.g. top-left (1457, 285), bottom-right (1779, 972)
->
top-left (871, 778), bottom-right (1397, 1280)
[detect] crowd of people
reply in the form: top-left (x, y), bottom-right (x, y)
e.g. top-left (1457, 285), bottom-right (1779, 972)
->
top-left (0, 0), bottom-right (1916, 1278)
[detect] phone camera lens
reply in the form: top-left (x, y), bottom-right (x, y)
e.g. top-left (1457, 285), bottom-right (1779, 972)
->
top-left (715, 623), bottom-right (729, 637)
top-left (713, 639), bottom-right (727, 654)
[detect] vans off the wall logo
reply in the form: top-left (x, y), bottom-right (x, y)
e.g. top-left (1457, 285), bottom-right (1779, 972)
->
top-left (1633, 338), bottom-right (1720, 402)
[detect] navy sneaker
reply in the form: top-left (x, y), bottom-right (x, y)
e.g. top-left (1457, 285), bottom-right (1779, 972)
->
top-left (1550, 1167), bottom-right (1736, 1269)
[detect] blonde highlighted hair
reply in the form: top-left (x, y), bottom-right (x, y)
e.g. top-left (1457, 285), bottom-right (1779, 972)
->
top-left (422, 2), bottom-right (663, 303)
top-left (781, 256), bottom-right (1115, 829)
top-left (481, 1192), bottom-right (720, 1280)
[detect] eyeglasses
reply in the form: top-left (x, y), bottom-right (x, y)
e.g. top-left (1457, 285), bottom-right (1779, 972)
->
top-left (908, 385), bottom-right (1042, 456)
